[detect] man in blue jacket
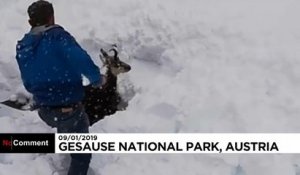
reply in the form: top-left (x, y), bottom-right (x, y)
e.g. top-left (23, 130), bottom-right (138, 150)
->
top-left (16, 1), bottom-right (101, 174)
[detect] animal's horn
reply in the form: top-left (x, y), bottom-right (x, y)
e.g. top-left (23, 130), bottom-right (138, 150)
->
top-left (109, 48), bottom-right (118, 58)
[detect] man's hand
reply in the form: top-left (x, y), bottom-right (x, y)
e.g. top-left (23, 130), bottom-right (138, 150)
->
top-left (101, 74), bottom-right (107, 86)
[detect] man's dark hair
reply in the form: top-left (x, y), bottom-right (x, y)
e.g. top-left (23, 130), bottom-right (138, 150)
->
top-left (27, 0), bottom-right (54, 27)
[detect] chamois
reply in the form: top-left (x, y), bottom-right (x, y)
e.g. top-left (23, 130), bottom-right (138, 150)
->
top-left (83, 48), bottom-right (131, 125)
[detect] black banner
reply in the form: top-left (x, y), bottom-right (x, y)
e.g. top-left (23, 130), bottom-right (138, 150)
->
top-left (0, 133), bottom-right (55, 153)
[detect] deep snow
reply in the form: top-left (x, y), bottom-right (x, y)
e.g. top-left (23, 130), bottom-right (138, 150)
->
top-left (1, 0), bottom-right (300, 174)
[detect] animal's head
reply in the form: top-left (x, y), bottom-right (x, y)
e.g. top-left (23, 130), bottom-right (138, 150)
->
top-left (100, 48), bottom-right (131, 76)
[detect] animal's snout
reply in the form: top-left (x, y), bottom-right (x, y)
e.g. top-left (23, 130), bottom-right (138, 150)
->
top-left (110, 61), bottom-right (131, 76)
top-left (121, 62), bottom-right (131, 72)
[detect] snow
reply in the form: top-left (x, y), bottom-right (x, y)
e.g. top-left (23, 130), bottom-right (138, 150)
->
top-left (1, 0), bottom-right (300, 174)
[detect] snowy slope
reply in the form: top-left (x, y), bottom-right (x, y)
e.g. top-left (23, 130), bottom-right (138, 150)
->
top-left (1, 0), bottom-right (300, 174)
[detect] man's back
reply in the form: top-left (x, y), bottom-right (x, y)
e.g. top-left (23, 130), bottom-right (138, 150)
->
top-left (16, 25), bottom-right (101, 107)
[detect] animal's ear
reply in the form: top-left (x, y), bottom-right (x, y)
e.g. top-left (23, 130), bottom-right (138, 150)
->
top-left (100, 48), bottom-right (108, 57)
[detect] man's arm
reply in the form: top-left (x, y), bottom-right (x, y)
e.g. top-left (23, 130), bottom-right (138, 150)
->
top-left (58, 30), bottom-right (101, 86)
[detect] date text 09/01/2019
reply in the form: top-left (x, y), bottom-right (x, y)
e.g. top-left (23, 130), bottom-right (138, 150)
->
top-left (58, 141), bottom-right (279, 152)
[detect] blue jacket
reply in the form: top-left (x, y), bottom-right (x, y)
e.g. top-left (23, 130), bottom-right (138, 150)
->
top-left (16, 25), bottom-right (101, 107)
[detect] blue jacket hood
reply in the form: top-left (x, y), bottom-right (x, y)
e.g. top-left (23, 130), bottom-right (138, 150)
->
top-left (17, 25), bottom-right (60, 53)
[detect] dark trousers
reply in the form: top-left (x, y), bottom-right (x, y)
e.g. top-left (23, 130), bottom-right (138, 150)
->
top-left (38, 105), bottom-right (91, 175)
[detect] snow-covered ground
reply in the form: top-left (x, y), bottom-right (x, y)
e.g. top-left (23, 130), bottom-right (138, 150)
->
top-left (1, 0), bottom-right (300, 174)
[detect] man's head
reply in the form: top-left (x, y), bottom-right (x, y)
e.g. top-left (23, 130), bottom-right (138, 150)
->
top-left (27, 0), bottom-right (54, 27)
